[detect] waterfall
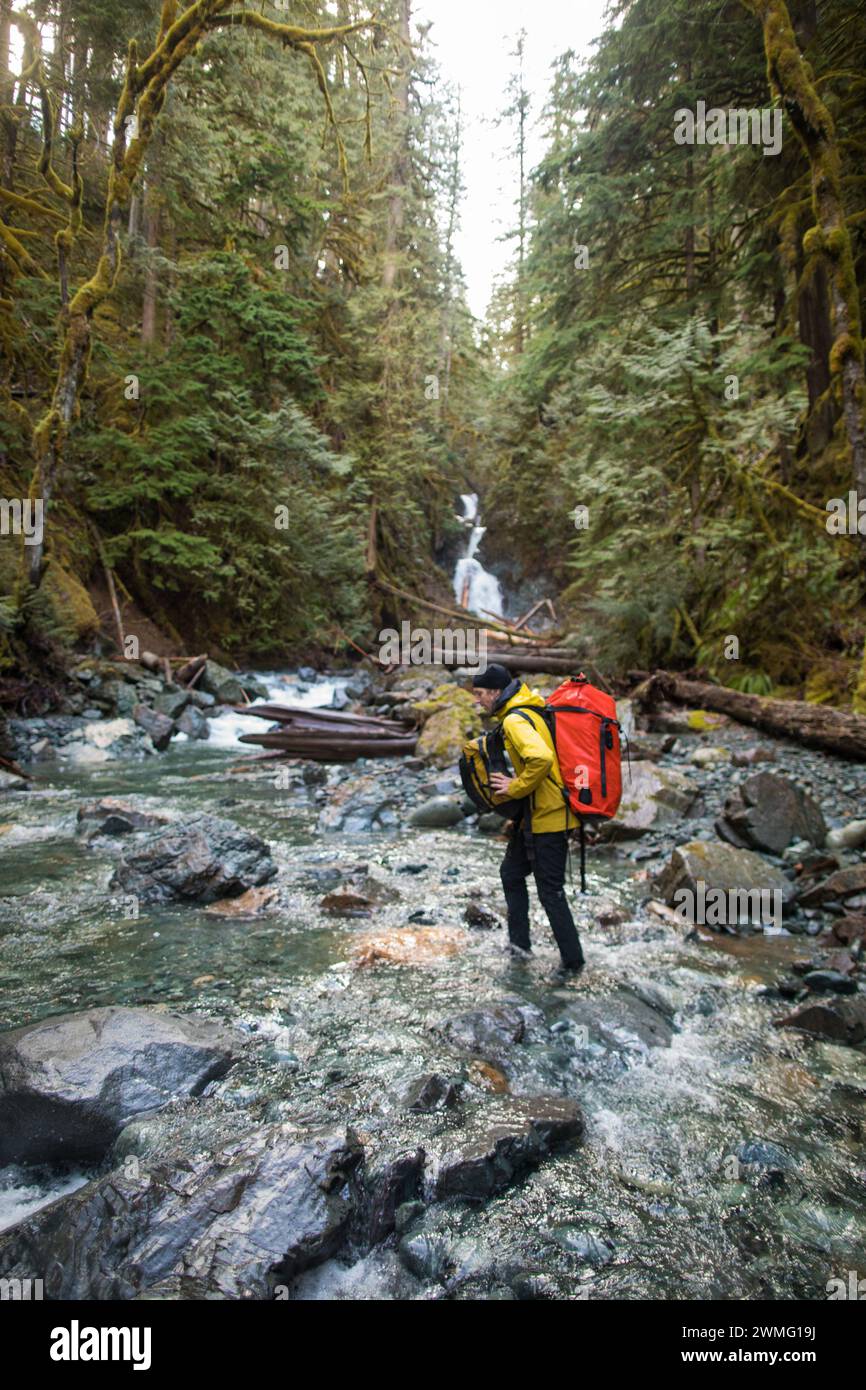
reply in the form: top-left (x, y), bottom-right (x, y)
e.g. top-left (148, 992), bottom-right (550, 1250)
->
top-left (453, 494), bottom-right (504, 619)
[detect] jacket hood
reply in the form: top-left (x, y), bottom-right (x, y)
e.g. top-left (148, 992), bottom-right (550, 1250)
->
top-left (492, 680), bottom-right (545, 719)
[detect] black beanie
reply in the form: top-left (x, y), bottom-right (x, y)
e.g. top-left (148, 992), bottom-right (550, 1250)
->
top-left (472, 663), bottom-right (513, 690)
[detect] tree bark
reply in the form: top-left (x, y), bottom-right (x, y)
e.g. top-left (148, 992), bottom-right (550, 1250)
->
top-left (381, 0), bottom-right (411, 292)
top-left (743, 0), bottom-right (866, 508)
top-left (636, 670), bottom-right (866, 760)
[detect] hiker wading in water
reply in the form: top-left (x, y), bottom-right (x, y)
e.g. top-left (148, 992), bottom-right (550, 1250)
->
top-left (471, 663), bottom-right (585, 981)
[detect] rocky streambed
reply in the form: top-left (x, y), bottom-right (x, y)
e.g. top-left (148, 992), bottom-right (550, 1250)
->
top-left (0, 666), bottom-right (865, 1301)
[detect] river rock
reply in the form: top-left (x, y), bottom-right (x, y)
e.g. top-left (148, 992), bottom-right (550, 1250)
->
top-left (825, 914), bottom-right (866, 946)
top-left (798, 865), bottom-right (866, 910)
top-left (198, 661), bottom-right (247, 704)
top-left (428, 1095), bottom-right (584, 1202)
top-left (77, 798), bottom-right (168, 836)
top-left (0, 1006), bottom-right (241, 1165)
top-left (689, 746), bottom-right (731, 768)
top-left (775, 996), bottom-right (866, 1046)
top-left (560, 988), bottom-right (676, 1054)
top-left (434, 999), bottom-right (544, 1062)
top-left (109, 813), bottom-right (277, 905)
top-left (464, 902), bottom-right (501, 930)
top-left (603, 760), bottom-right (700, 839)
top-left (133, 704), bottom-right (175, 752)
top-left (0, 1121), bottom-right (362, 1299)
top-left (716, 772), bottom-right (826, 854)
top-left (802, 970), bottom-right (858, 995)
top-left (655, 840), bottom-right (796, 913)
top-left (175, 704), bottom-right (210, 740)
top-left (317, 773), bottom-right (398, 833)
top-left (153, 689), bottom-right (190, 720)
top-left (826, 820), bottom-right (866, 851)
top-left (349, 1147), bottom-right (426, 1249)
top-left (0, 770), bottom-right (28, 792)
top-left (61, 717), bottom-right (150, 764)
top-left (409, 795), bottom-right (467, 829)
top-left (404, 1073), bottom-right (463, 1113)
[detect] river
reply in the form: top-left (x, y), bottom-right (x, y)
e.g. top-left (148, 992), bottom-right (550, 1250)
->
top-left (1, 666), bottom-right (865, 1300)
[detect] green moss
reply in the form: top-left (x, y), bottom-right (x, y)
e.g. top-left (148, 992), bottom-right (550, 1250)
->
top-left (43, 564), bottom-right (100, 642)
top-left (686, 709), bottom-right (725, 731)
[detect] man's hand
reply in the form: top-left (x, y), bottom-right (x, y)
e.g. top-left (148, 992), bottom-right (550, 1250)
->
top-left (490, 772), bottom-right (516, 797)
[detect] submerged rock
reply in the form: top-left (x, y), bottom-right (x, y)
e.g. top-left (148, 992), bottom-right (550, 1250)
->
top-left (716, 772), bottom-right (826, 854)
top-left (0, 1006), bottom-right (241, 1166)
top-left (434, 999), bottom-right (543, 1062)
top-left (403, 1073), bottom-right (463, 1113)
top-left (775, 996), bottom-right (866, 1046)
top-left (109, 814), bottom-right (277, 905)
top-left (77, 798), bottom-right (168, 836)
top-left (428, 1095), bottom-right (584, 1201)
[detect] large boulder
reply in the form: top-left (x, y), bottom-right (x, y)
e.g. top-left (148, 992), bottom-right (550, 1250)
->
top-left (109, 814), bottom-right (277, 905)
top-left (413, 685), bottom-right (483, 768)
top-left (654, 840), bottom-right (796, 922)
top-left (716, 772), bottom-right (826, 853)
top-left (604, 760), bottom-right (700, 839)
top-left (0, 1121), bottom-right (362, 1300)
top-left (0, 1007), bottom-right (240, 1165)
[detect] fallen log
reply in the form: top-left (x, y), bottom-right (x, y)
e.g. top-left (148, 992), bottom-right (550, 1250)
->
top-left (239, 732), bottom-right (417, 761)
top-left (235, 703), bottom-right (398, 731)
top-left (636, 671), bottom-right (866, 762)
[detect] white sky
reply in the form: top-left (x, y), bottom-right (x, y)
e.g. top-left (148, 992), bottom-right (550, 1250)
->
top-left (413, 0), bottom-right (609, 319)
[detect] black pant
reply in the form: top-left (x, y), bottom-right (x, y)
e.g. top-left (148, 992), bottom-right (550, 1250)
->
top-left (500, 827), bottom-right (585, 968)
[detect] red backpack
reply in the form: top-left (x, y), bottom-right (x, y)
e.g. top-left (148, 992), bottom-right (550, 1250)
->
top-left (512, 674), bottom-right (624, 891)
top-left (544, 674), bottom-right (623, 823)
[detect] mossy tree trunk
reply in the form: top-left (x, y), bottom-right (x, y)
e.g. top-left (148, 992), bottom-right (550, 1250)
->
top-left (743, 0), bottom-right (866, 510)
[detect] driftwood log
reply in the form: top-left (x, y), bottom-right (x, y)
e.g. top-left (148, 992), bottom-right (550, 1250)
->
top-left (238, 733), bottom-right (418, 761)
top-left (636, 671), bottom-right (866, 762)
top-left (235, 702), bottom-right (418, 762)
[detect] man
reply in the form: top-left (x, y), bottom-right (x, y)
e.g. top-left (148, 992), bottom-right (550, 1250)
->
top-left (471, 663), bottom-right (585, 981)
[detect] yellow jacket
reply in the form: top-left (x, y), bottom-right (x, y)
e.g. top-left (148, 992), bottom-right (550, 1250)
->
top-left (493, 682), bottom-right (576, 834)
